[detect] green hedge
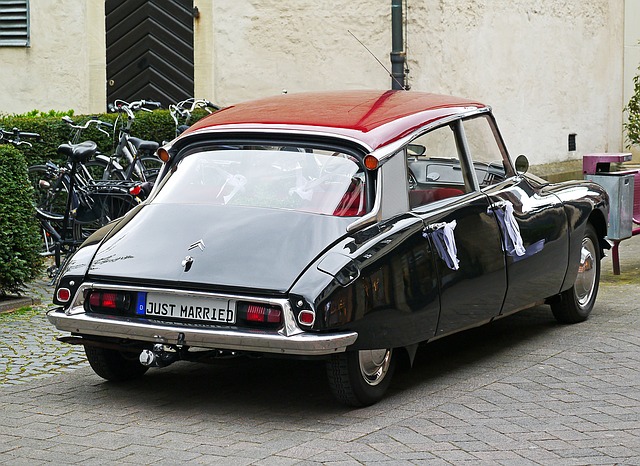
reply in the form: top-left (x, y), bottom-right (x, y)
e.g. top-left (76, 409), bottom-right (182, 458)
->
top-left (0, 145), bottom-right (42, 295)
top-left (0, 108), bottom-right (210, 168)
top-left (625, 63), bottom-right (640, 148)
top-left (0, 108), bottom-right (211, 292)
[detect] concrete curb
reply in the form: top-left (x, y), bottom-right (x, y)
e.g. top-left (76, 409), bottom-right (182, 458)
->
top-left (0, 295), bottom-right (41, 314)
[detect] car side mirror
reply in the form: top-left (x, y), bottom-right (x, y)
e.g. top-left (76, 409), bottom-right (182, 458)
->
top-left (515, 154), bottom-right (529, 175)
top-left (407, 144), bottom-right (426, 156)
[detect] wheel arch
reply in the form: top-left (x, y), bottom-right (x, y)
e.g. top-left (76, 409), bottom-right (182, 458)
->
top-left (558, 198), bottom-right (609, 294)
top-left (588, 208), bottom-right (610, 257)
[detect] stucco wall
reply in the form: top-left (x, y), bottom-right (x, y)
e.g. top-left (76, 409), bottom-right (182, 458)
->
top-left (0, 1), bottom-right (628, 166)
top-left (0, 0), bottom-right (105, 115)
top-left (208, 0), bottom-right (624, 165)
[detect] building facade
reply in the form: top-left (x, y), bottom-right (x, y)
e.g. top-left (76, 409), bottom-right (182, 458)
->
top-left (0, 0), bottom-right (637, 165)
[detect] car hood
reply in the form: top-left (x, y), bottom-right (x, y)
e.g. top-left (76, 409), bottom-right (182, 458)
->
top-left (86, 204), bottom-right (354, 294)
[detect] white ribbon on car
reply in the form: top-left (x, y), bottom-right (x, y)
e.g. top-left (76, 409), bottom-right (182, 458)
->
top-left (490, 200), bottom-right (526, 257)
top-left (423, 220), bottom-right (460, 270)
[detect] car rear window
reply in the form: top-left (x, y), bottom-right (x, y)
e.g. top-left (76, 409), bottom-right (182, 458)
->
top-left (152, 147), bottom-right (367, 216)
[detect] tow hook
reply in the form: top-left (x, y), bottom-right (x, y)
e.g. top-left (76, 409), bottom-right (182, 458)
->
top-left (139, 344), bottom-right (179, 367)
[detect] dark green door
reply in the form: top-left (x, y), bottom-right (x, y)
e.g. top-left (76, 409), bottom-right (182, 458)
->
top-left (105, 0), bottom-right (194, 108)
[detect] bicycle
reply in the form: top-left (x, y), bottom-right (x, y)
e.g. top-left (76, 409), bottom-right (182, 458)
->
top-left (28, 136), bottom-right (144, 277)
top-left (61, 115), bottom-right (119, 181)
top-left (102, 99), bottom-right (163, 182)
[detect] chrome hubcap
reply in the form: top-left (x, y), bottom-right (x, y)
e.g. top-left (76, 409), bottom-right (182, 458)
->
top-left (359, 349), bottom-right (392, 386)
top-left (575, 236), bottom-right (597, 308)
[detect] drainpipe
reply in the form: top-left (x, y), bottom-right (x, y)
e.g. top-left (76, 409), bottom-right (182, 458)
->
top-left (390, 0), bottom-right (406, 90)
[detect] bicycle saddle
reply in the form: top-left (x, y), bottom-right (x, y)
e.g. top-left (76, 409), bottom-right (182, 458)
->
top-left (57, 141), bottom-right (98, 163)
top-left (129, 137), bottom-right (159, 154)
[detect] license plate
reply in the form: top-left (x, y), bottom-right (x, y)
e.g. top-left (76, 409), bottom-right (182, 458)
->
top-left (139, 292), bottom-right (236, 324)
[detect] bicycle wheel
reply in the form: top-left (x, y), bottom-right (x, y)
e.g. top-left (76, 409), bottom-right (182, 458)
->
top-left (85, 158), bottom-right (125, 181)
top-left (139, 155), bottom-right (163, 182)
top-left (74, 185), bottom-right (139, 243)
top-left (28, 165), bottom-right (83, 259)
top-left (28, 164), bottom-right (70, 217)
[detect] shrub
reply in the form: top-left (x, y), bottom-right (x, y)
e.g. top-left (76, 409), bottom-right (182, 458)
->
top-left (0, 108), bottom-right (195, 167)
top-left (0, 144), bottom-right (43, 295)
top-left (625, 60), bottom-right (640, 148)
top-left (0, 107), bottom-right (212, 294)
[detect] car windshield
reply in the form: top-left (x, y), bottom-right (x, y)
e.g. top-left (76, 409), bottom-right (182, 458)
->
top-left (152, 147), bottom-right (367, 216)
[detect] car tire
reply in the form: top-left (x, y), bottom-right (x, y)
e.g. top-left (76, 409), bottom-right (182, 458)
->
top-left (550, 223), bottom-right (600, 324)
top-left (84, 346), bottom-right (148, 382)
top-left (326, 348), bottom-right (396, 407)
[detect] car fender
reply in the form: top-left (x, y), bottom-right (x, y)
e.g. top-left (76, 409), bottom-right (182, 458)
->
top-left (290, 213), bottom-right (440, 350)
top-left (545, 180), bottom-right (609, 293)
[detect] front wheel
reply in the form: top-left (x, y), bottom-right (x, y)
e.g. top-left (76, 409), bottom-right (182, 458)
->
top-left (550, 223), bottom-right (600, 323)
top-left (326, 348), bottom-right (396, 407)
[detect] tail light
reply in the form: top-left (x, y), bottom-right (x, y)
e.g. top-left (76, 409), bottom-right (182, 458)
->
top-left (298, 310), bottom-right (315, 326)
top-left (237, 302), bottom-right (282, 328)
top-left (86, 290), bottom-right (132, 314)
top-left (56, 288), bottom-right (71, 303)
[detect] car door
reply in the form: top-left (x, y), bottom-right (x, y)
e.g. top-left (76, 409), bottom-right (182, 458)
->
top-left (461, 115), bottom-right (569, 313)
top-left (407, 120), bottom-right (507, 338)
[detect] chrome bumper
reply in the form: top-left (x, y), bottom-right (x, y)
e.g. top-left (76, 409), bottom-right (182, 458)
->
top-left (47, 309), bottom-right (358, 356)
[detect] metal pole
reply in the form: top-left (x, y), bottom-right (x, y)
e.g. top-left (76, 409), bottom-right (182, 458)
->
top-left (390, 0), bottom-right (406, 90)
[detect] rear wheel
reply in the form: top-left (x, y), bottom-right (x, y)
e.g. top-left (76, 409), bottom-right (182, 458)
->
top-left (28, 164), bottom-right (69, 218)
top-left (84, 346), bottom-right (148, 381)
top-left (28, 164), bottom-right (83, 260)
top-left (139, 155), bottom-right (163, 182)
top-left (551, 223), bottom-right (600, 323)
top-left (326, 348), bottom-right (396, 407)
top-left (85, 158), bottom-right (125, 181)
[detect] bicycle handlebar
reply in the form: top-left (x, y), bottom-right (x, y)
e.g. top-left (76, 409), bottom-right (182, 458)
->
top-left (0, 127), bottom-right (41, 147)
top-left (62, 115), bottom-right (114, 130)
top-left (169, 98), bottom-right (220, 130)
top-left (109, 99), bottom-right (162, 115)
top-left (171, 98), bottom-right (220, 115)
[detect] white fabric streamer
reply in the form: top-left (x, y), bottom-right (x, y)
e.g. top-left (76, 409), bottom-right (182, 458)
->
top-left (425, 220), bottom-right (460, 271)
top-left (502, 202), bottom-right (526, 256)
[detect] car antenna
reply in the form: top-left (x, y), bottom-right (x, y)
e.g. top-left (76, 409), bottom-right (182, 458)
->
top-left (348, 30), bottom-right (406, 91)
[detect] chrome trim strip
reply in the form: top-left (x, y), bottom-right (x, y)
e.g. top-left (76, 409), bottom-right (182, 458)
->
top-left (346, 107), bottom-right (491, 233)
top-left (46, 310), bottom-right (358, 356)
top-left (183, 127), bottom-right (374, 152)
top-left (368, 107), bottom-right (491, 165)
top-left (52, 282), bottom-right (358, 355)
top-left (347, 172), bottom-right (383, 232)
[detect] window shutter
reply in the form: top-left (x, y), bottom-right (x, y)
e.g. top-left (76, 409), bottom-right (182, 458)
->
top-left (0, 0), bottom-right (29, 46)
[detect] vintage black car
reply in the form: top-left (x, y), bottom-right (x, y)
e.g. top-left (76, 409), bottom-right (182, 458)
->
top-left (48, 90), bottom-right (610, 406)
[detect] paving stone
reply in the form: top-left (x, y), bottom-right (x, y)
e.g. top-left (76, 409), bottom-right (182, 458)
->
top-left (1, 239), bottom-right (640, 463)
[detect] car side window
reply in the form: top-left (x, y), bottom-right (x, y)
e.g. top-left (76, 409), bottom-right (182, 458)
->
top-left (462, 115), bottom-right (512, 187)
top-left (407, 124), bottom-right (470, 210)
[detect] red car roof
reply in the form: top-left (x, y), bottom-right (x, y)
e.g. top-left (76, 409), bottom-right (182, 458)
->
top-left (185, 90), bottom-right (487, 151)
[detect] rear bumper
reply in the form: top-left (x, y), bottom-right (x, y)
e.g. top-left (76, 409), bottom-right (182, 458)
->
top-left (47, 308), bottom-right (358, 356)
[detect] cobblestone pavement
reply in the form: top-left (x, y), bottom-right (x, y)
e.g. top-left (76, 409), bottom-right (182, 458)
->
top-left (0, 273), bottom-right (88, 386)
top-left (0, 237), bottom-right (639, 464)
top-left (0, 307), bottom-right (88, 385)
